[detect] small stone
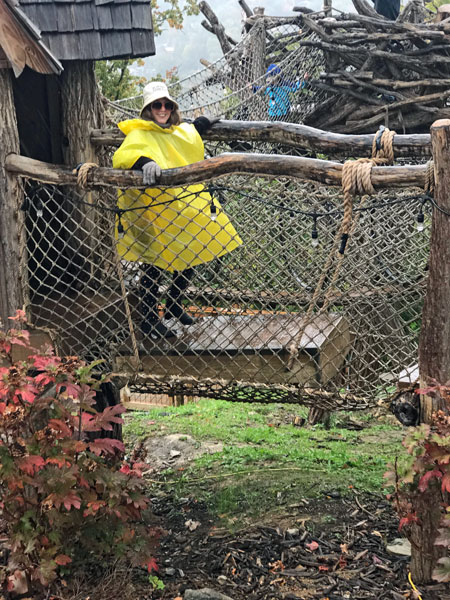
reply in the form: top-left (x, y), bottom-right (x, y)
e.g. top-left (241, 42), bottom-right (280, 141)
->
top-left (328, 490), bottom-right (341, 499)
top-left (286, 528), bottom-right (299, 537)
top-left (217, 575), bottom-right (228, 585)
top-left (386, 538), bottom-right (411, 556)
top-left (165, 567), bottom-right (176, 576)
top-left (184, 589), bottom-right (234, 600)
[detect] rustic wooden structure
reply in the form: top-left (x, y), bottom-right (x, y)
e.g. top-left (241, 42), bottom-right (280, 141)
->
top-left (0, 0), bottom-right (155, 329)
top-left (3, 119), bottom-right (435, 413)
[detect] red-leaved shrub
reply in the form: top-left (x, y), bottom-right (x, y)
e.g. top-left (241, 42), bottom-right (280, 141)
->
top-left (0, 311), bottom-right (157, 593)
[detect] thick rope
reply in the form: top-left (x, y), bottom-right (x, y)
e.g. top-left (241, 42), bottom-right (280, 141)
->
top-left (74, 162), bottom-right (99, 190)
top-left (424, 159), bottom-right (435, 194)
top-left (286, 128), bottom-right (396, 372)
top-left (114, 249), bottom-right (141, 367)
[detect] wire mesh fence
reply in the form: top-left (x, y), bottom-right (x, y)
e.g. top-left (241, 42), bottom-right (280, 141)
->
top-left (18, 172), bottom-right (431, 409)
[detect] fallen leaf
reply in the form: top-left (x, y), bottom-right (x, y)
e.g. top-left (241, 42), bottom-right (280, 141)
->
top-left (306, 541), bottom-right (319, 551)
top-left (371, 530), bottom-right (383, 538)
top-left (185, 519), bottom-right (201, 531)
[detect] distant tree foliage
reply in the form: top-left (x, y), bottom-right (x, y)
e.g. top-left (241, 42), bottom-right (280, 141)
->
top-left (95, 0), bottom-right (199, 100)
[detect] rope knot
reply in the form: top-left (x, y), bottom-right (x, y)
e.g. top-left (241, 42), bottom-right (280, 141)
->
top-left (372, 126), bottom-right (396, 163)
top-left (73, 162), bottom-right (99, 189)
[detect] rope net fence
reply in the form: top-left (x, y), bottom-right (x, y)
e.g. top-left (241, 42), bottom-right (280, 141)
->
top-left (18, 170), bottom-right (431, 410)
top-left (108, 21), bottom-right (326, 126)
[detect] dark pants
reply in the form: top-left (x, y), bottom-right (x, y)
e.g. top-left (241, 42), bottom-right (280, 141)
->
top-left (140, 264), bottom-right (193, 326)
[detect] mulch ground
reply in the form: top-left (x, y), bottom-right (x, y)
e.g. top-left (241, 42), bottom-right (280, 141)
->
top-left (149, 492), bottom-right (450, 600)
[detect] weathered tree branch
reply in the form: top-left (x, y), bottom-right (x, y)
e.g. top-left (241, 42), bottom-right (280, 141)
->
top-left (90, 120), bottom-right (432, 157)
top-left (5, 152), bottom-right (428, 189)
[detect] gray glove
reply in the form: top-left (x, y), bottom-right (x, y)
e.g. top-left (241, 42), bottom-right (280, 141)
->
top-left (142, 161), bottom-right (161, 186)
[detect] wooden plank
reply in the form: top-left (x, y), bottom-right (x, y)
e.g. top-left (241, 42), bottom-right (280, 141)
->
top-left (398, 364), bottom-right (419, 389)
top-left (171, 314), bottom-right (346, 353)
top-left (319, 317), bottom-right (353, 384)
top-left (118, 352), bottom-right (320, 386)
top-left (0, 1), bottom-right (62, 75)
top-left (115, 314), bottom-right (350, 387)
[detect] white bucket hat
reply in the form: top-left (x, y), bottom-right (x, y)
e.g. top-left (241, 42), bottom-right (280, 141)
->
top-left (140, 81), bottom-right (179, 116)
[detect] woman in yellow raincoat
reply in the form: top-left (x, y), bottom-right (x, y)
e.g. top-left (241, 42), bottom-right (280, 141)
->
top-left (113, 81), bottom-right (242, 339)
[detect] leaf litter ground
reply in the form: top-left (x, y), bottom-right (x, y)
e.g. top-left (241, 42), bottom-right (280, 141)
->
top-left (118, 400), bottom-right (450, 600)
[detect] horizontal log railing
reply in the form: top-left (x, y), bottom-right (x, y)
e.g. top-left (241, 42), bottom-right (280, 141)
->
top-left (6, 152), bottom-right (429, 189)
top-left (90, 120), bottom-right (432, 157)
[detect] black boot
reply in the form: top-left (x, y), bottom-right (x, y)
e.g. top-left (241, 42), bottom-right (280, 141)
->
top-left (141, 319), bottom-right (177, 339)
top-left (165, 268), bottom-right (196, 326)
top-left (140, 264), bottom-right (177, 339)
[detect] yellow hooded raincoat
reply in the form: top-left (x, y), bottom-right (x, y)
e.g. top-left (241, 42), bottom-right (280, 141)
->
top-left (112, 119), bottom-right (242, 273)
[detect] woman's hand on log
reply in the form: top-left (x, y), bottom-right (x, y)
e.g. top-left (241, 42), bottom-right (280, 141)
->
top-left (142, 161), bottom-right (162, 185)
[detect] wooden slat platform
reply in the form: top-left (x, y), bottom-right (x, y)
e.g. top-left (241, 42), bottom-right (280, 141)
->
top-left (116, 313), bottom-right (352, 387)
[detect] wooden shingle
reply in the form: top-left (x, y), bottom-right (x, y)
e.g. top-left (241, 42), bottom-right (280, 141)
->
top-left (17, 0), bottom-right (155, 60)
top-left (55, 4), bottom-right (74, 31)
top-left (101, 29), bottom-right (132, 57)
top-left (110, 3), bottom-right (131, 29)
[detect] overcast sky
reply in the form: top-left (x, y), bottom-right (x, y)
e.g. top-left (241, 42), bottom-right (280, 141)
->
top-left (136, 0), bottom-right (355, 80)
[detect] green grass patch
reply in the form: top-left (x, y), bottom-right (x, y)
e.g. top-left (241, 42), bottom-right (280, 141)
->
top-left (124, 399), bottom-right (404, 527)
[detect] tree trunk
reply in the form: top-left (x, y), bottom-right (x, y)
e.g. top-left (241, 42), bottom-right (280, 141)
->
top-left (60, 60), bottom-right (106, 167)
top-left (58, 61), bottom-right (111, 289)
top-left (0, 69), bottom-right (25, 330)
top-left (418, 119), bottom-right (450, 422)
top-left (409, 484), bottom-right (447, 584)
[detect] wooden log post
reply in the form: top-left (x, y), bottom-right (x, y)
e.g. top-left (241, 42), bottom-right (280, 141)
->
top-left (418, 119), bottom-right (450, 422)
top-left (409, 119), bottom-right (450, 584)
top-left (0, 69), bottom-right (25, 330)
top-left (59, 61), bottom-right (109, 288)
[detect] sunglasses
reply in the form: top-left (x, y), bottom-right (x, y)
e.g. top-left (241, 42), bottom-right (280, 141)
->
top-left (151, 100), bottom-right (174, 111)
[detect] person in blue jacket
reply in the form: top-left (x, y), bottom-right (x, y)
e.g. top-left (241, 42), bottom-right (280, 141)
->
top-left (258, 64), bottom-right (306, 120)
top-left (370, 0), bottom-right (400, 20)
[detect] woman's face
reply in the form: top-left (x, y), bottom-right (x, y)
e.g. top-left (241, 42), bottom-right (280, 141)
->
top-left (150, 97), bottom-right (174, 125)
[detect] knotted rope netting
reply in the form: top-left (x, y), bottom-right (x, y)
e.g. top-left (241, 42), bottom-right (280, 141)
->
top-left (17, 141), bottom-right (432, 409)
top-left (108, 20), bottom-right (326, 126)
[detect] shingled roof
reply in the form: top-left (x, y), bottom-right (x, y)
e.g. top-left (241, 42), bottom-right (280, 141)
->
top-left (17, 0), bottom-right (155, 61)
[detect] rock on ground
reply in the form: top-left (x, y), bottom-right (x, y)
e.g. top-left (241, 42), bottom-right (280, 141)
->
top-left (184, 589), bottom-right (235, 600)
